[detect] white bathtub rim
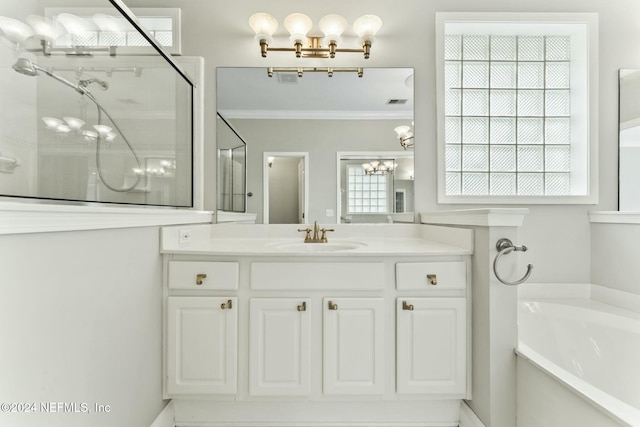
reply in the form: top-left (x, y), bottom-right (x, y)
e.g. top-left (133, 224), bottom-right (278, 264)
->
top-left (519, 299), bottom-right (640, 332)
top-left (516, 344), bottom-right (640, 427)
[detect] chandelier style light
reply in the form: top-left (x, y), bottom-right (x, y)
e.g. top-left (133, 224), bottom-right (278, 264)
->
top-left (395, 125), bottom-right (414, 150)
top-left (362, 160), bottom-right (395, 176)
top-left (249, 12), bottom-right (382, 59)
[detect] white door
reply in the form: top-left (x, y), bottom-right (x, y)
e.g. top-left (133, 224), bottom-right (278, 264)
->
top-left (396, 298), bottom-right (466, 396)
top-left (323, 297), bottom-right (385, 395)
top-left (167, 297), bottom-right (237, 395)
top-left (249, 298), bottom-right (311, 396)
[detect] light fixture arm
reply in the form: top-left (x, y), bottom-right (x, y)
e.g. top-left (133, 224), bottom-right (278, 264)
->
top-left (399, 136), bottom-right (415, 150)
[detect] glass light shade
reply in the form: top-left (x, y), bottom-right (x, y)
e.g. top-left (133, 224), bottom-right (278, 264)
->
top-left (93, 124), bottom-right (112, 135)
top-left (319, 14), bottom-right (347, 42)
top-left (395, 125), bottom-right (412, 139)
top-left (283, 13), bottom-right (312, 42)
top-left (42, 116), bottom-right (63, 129)
top-left (56, 124), bottom-right (71, 133)
top-left (63, 116), bottom-right (85, 131)
top-left (26, 15), bottom-right (63, 42)
top-left (249, 13), bottom-right (278, 38)
top-left (105, 132), bottom-right (118, 142)
top-left (0, 16), bottom-right (35, 44)
top-left (353, 14), bottom-right (382, 40)
top-left (56, 13), bottom-right (97, 36)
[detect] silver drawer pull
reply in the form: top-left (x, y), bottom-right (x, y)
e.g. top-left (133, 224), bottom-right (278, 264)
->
top-left (297, 302), bottom-right (307, 312)
top-left (196, 273), bottom-right (207, 285)
top-left (427, 274), bottom-right (438, 286)
top-left (328, 301), bottom-right (338, 310)
top-left (402, 301), bottom-right (414, 311)
top-left (220, 299), bottom-right (233, 310)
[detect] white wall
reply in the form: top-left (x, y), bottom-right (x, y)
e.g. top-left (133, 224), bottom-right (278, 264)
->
top-left (0, 227), bottom-right (166, 427)
top-left (112, 0), bottom-right (635, 291)
top-left (591, 222), bottom-right (640, 295)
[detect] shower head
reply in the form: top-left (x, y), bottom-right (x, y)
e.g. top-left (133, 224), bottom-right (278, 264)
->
top-left (12, 57), bottom-right (39, 76)
top-left (12, 57), bottom-right (87, 96)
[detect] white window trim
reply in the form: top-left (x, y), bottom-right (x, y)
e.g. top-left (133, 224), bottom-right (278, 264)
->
top-left (435, 12), bottom-right (599, 205)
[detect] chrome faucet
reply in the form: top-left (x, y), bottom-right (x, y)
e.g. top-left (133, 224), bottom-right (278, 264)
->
top-left (298, 221), bottom-right (335, 243)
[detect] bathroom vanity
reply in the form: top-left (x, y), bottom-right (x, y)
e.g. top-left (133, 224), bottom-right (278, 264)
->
top-left (160, 223), bottom-right (473, 425)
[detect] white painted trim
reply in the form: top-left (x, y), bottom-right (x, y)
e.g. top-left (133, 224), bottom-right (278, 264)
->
top-left (589, 211), bottom-right (640, 224)
top-left (459, 401), bottom-right (486, 427)
top-left (0, 202), bottom-right (213, 235)
top-left (420, 208), bottom-right (529, 227)
top-left (150, 401), bottom-right (174, 427)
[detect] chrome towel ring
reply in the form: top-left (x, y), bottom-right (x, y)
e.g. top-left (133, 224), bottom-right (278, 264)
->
top-left (493, 238), bottom-right (533, 286)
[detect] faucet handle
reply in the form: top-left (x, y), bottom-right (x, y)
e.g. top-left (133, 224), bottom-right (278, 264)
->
top-left (320, 228), bottom-right (335, 242)
top-left (297, 227), bottom-right (312, 242)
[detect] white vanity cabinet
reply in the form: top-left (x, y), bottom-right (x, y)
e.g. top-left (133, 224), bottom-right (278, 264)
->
top-left (395, 261), bottom-right (467, 397)
top-left (249, 298), bottom-right (311, 396)
top-left (396, 297), bottom-right (466, 395)
top-left (166, 296), bottom-right (238, 395)
top-left (323, 297), bottom-right (385, 395)
top-left (161, 223), bottom-right (473, 425)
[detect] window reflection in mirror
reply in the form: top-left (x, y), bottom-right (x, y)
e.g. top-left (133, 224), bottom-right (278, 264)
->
top-left (216, 67), bottom-right (414, 224)
top-left (339, 153), bottom-right (414, 224)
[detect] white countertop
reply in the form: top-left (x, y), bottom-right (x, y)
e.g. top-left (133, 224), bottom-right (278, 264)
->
top-left (160, 223), bottom-right (474, 257)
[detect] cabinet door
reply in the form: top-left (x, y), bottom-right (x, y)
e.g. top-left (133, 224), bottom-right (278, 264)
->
top-left (167, 297), bottom-right (237, 395)
top-left (323, 297), bottom-right (385, 395)
top-left (396, 298), bottom-right (466, 396)
top-left (249, 298), bottom-right (311, 396)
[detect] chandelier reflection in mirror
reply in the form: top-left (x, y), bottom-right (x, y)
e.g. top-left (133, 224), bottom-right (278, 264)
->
top-left (249, 13), bottom-right (382, 59)
top-left (362, 160), bottom-right (395, 176)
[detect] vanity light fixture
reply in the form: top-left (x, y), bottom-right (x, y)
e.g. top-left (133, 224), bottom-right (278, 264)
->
top-left (362, 160), bottom-right (395, 176)
top-left (267, 66), bottom-right (364, 78)
top-left (249, 12), bottom-right (382, 59)
top-left (395, 125), bottom-right (414, 150)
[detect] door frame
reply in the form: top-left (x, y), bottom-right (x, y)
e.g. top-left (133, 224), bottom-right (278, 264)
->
top-left (263, 152), bottom-right (309, 224)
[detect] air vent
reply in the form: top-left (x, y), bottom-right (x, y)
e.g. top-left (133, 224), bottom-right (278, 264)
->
top-left (387, 99), bottom-right (408, 104)
top-left (277, 73), bottom-right (299, 84)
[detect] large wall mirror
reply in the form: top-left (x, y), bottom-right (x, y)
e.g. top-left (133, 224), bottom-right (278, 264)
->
top-left (216, 67), bottom-right (415, 224)
top-left (619, 69), bottom-right (640, 211)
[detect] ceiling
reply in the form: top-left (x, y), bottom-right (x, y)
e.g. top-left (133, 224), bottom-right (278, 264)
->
top-left (216, 67), bottom-right (414, 120)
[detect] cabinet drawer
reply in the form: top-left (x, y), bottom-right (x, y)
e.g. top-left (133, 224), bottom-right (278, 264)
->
top-left (168, 261), bottom-right (239, 290)
top-left (395, 261), bottom-right (466, 290)
top-left (251, 262), bottom-right (385, 290)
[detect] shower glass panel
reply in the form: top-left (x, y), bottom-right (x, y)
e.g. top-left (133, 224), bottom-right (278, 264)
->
top-left (217, 113), bottom-right (246, 213)
top-left (0, 1), bottom-right (193, 207)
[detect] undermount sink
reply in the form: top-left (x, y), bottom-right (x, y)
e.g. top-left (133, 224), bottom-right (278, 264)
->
top-left (267, 241), bottom-right (367, 252)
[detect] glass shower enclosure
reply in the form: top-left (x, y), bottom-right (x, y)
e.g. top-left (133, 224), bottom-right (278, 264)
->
top-left (0, 0), bottom-right (194, 207)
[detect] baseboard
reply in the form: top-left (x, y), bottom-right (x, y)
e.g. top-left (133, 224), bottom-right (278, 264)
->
top-left (150, 401), bottom-right (175, 427)
top-left (458, 401), bottom-right (485, 427)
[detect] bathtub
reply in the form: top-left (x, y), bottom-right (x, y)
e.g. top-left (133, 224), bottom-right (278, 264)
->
top-left (516, 300), bottom-right (640, 427)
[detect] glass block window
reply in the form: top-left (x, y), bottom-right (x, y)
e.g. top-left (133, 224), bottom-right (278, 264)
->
top-left (444, 34), bottom-right (571, 196)
top-left (437, 13), bottom-right (597, 204)
top-left (347, 166), bottom-right (389, 214)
